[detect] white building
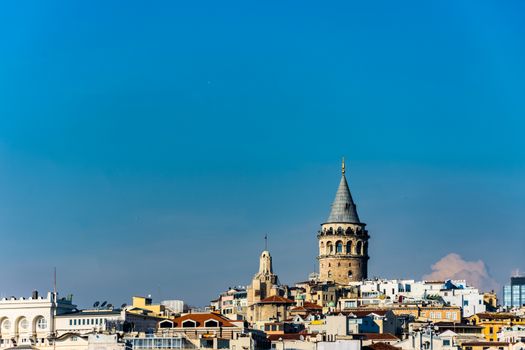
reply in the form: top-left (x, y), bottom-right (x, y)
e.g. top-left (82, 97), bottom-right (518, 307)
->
top-left (56, 308), bottom-right (161, 335)
top-left (498, 326), bottom-right (525, 343)
top-left (161, 300), bottom-right (185, 314)
top-left (0, 291), bottom-right (75, 349)
top-left (345, 279), bottom-right (485, 317)
top-left (0, 291), bottom-right (139, 350)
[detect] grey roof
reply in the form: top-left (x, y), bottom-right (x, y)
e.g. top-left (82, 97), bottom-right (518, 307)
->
top-left (326, 174), bottom-right (360, 224)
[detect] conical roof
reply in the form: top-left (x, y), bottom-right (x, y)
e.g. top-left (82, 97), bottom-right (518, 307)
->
top-left (326, 162), bottom-right (360, 224)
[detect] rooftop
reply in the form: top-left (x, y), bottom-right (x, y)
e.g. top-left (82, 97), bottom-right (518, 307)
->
top-left (325, 159), bottom-right (360, 224)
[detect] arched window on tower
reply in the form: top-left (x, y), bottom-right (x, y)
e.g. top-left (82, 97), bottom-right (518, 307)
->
top-left (327, 242), bottom-right (333, 254)
top-left (336, 241), bottom-right (343, 253)
top-left (363, 242), bottom-right (368, 256)
top-left (346, 241), bottom-right (352, 254)
top-left (356, 241), bottom-right (362, 255)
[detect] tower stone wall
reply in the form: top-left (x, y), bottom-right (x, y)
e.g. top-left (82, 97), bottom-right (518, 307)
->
top-left (318, 160), bottom-right (369, 284)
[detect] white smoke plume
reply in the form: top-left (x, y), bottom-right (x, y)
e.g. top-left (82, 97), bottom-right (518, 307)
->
top-left (423, 253), bottom-right (499, 292)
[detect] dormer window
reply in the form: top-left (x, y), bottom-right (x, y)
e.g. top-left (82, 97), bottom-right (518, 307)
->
top-left (182, 320), bottom-right (197, 328)
top-left (204, 319), bottom-right (220, 327)
top-left (159, 320), bottom-right (174, 328)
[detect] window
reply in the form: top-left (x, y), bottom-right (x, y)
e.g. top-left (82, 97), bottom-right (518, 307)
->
top-left (19, 318), bottom-right (28, 330)
top-left (37, 317), bottom-right (47, 330)
top-left (336, 241), bottom-right (343, 253)
top-left (1, 319), bottom-right (10, 330)
top-left (182, 320), bottom-right (197, 328)
top-left (74, 320), bottom-right (77, 325)
top-left (159, 320), bottom-right (173, 328)
top-left (443, 340), bottom-right (450, 346)
top-left (356, 241), bottom-right (362, 255)
top-left (204, 320), bottom-right (219, 327)
top-left (69, 320), bottom-right (72, 326)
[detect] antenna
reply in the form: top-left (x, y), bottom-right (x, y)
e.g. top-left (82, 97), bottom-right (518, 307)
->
top-left (53, 267), bottom-right (57, 296)
top-left (265, 234), bottom-right (268, 251)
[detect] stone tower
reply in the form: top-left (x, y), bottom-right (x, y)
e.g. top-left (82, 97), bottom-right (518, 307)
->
top-left (318, 159), bottom-right (369, 284)
top-left (247, 250), bottom-right (279, 305)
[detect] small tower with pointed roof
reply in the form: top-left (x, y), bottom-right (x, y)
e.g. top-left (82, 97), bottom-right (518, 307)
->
top-left (317, 159), bottom-right (369, 284)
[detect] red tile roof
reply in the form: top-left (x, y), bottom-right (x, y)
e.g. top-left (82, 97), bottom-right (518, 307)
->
top-left (303, 302), bottom-right (323, 310)
top-left (259, 296), bottom-right (295, 304)
top-left (363, 342), bottom-right (402, 350)
top-left (170, 313), bottom-right (238, 328)
top-left (357, 333), bottom-right (399, 341)
top-left (291, 306), bottom-right (307, 312)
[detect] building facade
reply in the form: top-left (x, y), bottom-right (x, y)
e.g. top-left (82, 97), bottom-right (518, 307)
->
top-left (0, 291), bottom-right (75, 349)
top-left (504, 277), bottom-right (525, 308)
top-left (318, 159), bottom-right (369, 284)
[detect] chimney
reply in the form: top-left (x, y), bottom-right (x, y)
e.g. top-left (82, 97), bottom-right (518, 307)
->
top-left (32, 290), bottom-right (39, 299)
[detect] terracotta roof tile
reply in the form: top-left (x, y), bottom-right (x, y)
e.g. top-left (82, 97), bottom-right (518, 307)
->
top-left (357, 333), bottom-right (399, 340)
top-left (303, 302), bottom-right (323, 310)
top-left (259, 296), bottom-right (295, 304)
top-left (363, 342), bottom-right (402, 350)
top-left (170, 313), bottom-right (238, 328)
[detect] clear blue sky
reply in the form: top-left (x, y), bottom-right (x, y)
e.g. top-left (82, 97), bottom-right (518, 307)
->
top-left (0, 1), bottom-right (524, 307)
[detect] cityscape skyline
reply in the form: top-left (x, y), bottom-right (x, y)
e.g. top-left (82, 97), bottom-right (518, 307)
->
top-left (1, 0), bottom-right (525, 308)
top-left (0, 159), bottom-right (521, 307)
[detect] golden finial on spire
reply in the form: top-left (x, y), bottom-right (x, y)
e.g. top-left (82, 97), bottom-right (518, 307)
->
top-left (342, 157), bottom-right (346, 175)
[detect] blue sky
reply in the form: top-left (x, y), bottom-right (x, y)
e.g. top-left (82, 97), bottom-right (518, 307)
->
top-left (0, 0), bottom-right (524, 307)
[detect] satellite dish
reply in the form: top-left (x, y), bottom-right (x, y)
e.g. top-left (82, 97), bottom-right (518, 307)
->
top-left (121, 303), bottom-right (127, 308)
top-left (107, 304), bottom-right (113, 308)
top-left (101, 301), bottom-right (107, 307)
top-left (93, 301), bottom-right (100, 308)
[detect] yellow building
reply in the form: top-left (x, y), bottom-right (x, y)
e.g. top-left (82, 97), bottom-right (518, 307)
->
top-left (128, 296), bottom-right (168, 318)
top-left (467, 313), bottom-right (525, 341)
top-left (390, 304), bottom-right (461, 322)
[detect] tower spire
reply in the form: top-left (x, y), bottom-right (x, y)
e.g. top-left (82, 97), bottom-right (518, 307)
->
top-left (326, 160), bottom-right (360, 223)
